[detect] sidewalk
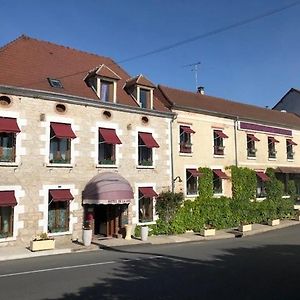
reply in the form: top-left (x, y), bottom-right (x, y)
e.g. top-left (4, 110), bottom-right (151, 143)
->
top-left (0, 220), bottom-right (299, 262)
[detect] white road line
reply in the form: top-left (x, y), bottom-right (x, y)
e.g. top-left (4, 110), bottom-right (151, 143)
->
top-left (0, 255), bottom-right (163, 279)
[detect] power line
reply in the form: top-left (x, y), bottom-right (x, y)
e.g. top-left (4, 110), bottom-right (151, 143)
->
top-left (24, 1), bottom-right (300, 86)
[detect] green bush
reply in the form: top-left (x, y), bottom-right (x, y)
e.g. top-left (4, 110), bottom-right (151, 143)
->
top-left (287, 180), bottom-right (297, 202)
top-left (198, 168), bottom-right (214, 199)
top-left (265, 168), bottom-right (284, 201)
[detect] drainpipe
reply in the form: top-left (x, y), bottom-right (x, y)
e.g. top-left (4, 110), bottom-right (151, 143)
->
top-left (234, 117), bottom-right (239, 167)
top-left (170, 114), bottom-right (177, 192)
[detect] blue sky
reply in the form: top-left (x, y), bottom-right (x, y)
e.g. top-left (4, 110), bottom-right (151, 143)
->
top-left (1, 0), bottom-right (300, 108)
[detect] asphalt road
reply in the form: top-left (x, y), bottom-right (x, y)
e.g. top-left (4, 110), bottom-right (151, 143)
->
top-left (1, 225), bottom-right (300, 300)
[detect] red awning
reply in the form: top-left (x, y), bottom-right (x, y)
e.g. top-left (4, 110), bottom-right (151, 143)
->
top-left (256, 172), bottom-right (269, 182)
top-left (247, 134), bottom-right (260, 142)
top-left (0, 117), bottom-right (20, 133)
top-left (213, 169), bottom-right (229, 179)
top-left (139, 187), bottom-right (158, 198)
top-left (268, 137), bottom-right (279, 143)
top-left (187, 169), bottom-right (202, 177)
top-left (215, 130), bottom-right (228, 139)
top-left (287, 139), bottom-right (297, 146)
top-left (139, 132), bottom-right (159, 148)
top-left (50, 122), bottom-right (76, 139)
top-left (181, 126), bottom-right (195, 134)
top-left (49, 189), bottom-right (74, 202)
top-left (99, 128), bottom-right (122, 144)
top-left (0, 191), bottom-right (17, 206)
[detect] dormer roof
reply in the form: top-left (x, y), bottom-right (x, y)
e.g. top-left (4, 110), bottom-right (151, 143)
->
top-left (85, 64), bottom-right (121, 81)
top-left (125, 74), bottom-right (156, 89)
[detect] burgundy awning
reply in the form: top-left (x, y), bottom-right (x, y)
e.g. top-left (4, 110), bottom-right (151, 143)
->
top-left (0, 191), bottom-right (17, 207)
top-left (256, 172), bottom-right (269, 182)
top-left (268, 137), bottom-right (279, 143)
top-left (187, 169), bottom-right (202, 177)
top-left (181, 126), bottom-right (195, 134)
top-left (49, 189), bottom-right (74, 202)
top-left (139, 187), bottom-right (158, 198)
top-left (99, 128), bottom-right (122, 144)
top-left (215, 130), bottom-right (228, 139)
top-left (50, 122), bottom-right (76, 139)
top-left (287, 139), bottom-right (297, 146)
top-left (213, 169), bottom-right (229, 179)
top-left (82, 172), bottom-right (134, 205)
top-left (139, 132), bottom-right (159, 148)
top-left (0, 117), bottom-right (20, 133)
top-left (247, 134), bottom-right (260, 142)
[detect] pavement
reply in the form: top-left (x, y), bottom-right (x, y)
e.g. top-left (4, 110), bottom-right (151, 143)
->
top-left (0, 219), bottom-right (299, 262)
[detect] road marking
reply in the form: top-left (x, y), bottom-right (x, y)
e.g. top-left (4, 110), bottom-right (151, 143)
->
top-left (0, 255), bottom-right (163, 278)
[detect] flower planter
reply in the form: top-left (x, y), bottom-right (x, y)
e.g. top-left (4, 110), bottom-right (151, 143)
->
top-left (82, 229), bottom-right (93, 246)
top-left (124, 224), bottom-right (132, 240)
top-left (200, 228), bottom-right (216, 237)
top-left (268, 219), bottom-right (280, 226)
top-left (295, 215), bottom-right (300, 221)
top-left (141, 226), bottom-right (149, 241)
top-left (238, 224), bottom-right (252, 232)
top-left (30, 239), bottom-right (55, 252)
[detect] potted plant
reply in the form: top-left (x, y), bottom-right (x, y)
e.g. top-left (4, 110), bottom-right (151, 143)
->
top-left (295, 210), bottom-right (300, 221)
top-left (200, 223), bottom-right (216, 237)
top-left (267, 210), bottom-right (280, 226)
top-left (30, 232), bottom-right (55, 252)
top-left (82, 220), bottom-right (93, 246)
top-left (141, 225), bottom-right (149, 241)
top-left (238, 221), bottom-right (252, 232)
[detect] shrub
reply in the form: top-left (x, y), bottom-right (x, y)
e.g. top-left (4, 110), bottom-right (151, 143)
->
top-left (198, 168), bottom-right (214, 199)
top-left (265, 168), bottom-right (284, 201)
top-left (287, 180), bottom-right (297, 202)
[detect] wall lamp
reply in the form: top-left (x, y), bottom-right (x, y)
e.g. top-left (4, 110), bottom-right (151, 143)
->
top-left (173, 176), bottom-right (182, 183)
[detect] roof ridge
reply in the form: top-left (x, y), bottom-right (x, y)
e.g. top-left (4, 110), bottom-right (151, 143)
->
top-left (158, 84), bottom-right (296, 117)
top-left (0, 34), bottom-right (28, 52)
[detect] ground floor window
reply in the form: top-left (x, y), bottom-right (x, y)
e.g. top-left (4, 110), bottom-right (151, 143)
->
top-left (48, 201), bottom-right (69, 233)
top-left (213, 173), bottom-right (223, 194)
top-left (256, 178), bottom-right (266, 198)
top-left (139, 196), bottom-right (153, 223)
top-left (0, 206), bottom-right (13, 238)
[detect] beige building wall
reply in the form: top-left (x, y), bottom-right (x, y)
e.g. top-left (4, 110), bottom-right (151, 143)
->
top-left (0, 94), bottom-right (172, 246)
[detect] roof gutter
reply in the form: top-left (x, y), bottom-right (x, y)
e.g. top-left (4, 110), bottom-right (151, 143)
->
top-left (0, 85), bottom-right (175, 119)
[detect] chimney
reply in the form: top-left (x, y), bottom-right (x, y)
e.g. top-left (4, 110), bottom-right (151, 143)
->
top-left (197, 86), bottom-right (204, 95)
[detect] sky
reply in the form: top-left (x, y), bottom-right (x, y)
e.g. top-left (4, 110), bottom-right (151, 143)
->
top-left (1, 0), bottom-right (300, 108)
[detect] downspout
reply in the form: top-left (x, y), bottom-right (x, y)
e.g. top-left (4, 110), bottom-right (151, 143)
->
top-left (170, 113), bottom-right (177, 192)
top-left (234, 116), bottom-right (239, 166)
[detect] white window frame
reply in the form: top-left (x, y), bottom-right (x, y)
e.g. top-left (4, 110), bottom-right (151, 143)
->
top-left (97, 77), bottom-right (117, 103)
top-left (136, 86), bottom-right (153, 109)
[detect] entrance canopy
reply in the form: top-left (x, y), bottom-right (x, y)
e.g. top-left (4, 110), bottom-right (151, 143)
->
top-left (82, 172), bottom-right (133, 205)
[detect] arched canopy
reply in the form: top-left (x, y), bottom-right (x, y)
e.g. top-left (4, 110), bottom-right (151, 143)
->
top-left (82, 172), bottom-right (133, 205)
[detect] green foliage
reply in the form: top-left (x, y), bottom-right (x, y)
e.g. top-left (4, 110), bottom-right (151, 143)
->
top-left (198, 167), bottom-right (213, 199)
top-left (265, 168), bottom-right (284, 201)
top-left (230, 166), bottom-right (256, 201)
top-left (287, 180), bottom-right (297, 202)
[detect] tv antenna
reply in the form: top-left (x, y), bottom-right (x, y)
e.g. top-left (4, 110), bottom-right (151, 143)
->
top-left (182, 61), bottom-right (201, 90)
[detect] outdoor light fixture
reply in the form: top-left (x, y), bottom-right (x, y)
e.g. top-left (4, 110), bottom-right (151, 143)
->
top-left (173, 176), bottom-right (182, 183)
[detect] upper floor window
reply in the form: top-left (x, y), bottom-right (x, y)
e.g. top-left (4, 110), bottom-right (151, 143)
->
top-left (213, 130), bottom-right (228, 155)
top-left (100, 79), bottom-right (114, 102)
top-left (138, 132), bottom-right (159, 167)
top-left (138, 187), bottom-right (158, 223)
top-left (98, 128), bottom-right (122, 165)
top-left (213, 169), bottom-right (229, 194)
top-left (49, 122), bottom-right (76, 164)
top-left (247, 134), bottom-right (259, 158)
top-left (0, 190), bottom-right (17, 238)
top-left (180, 126), bottom-right (195, 153)
top-left (268, 137), bottom-right (279, 159)
top-left (48, 189), bottom-right (73, 233)
top-left (0, 117), bottom-right (20, 163)
top-left (256, 172), bottom-right (269, 198)
top-left (286, 139), bottom-right (297, 160)
top-left (186, 169), bottom-right (202, 195)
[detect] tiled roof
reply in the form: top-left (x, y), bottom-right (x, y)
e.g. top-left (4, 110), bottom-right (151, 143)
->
top-left (157, 85), bottom-right (300, 129)
top-left (0, 35), bottom-right (168, 111)
top-left (125, 74), bottom-right (156, 89)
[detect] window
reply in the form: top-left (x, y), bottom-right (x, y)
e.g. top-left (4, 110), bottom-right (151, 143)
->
top-left (138, 132), bottom-right (159, 166)
top-left (256, 172), bottom-right (269, 198)
top-left (247, 134), bottom-right (259, 158)
top-left (47, 78), bottom-right (63, 88)
top-left (139, 88), bottom-right (150, 108)
top-left (138, 187), bottom-right (157, 223)
top-left (186, 169), bottom-right (202, 195)
top-left (180, 126), bottom-right (195, 153)
top-left (268, 137), bottom-right (279, 159)
top-left (0, 117), bottom-right (20, 163)
top-left (98, 128), bottom-right (122, 165)
top-left (0, 191), bottom-right (17, 238)
top-left (48, 189), bottom-right (73, 233)
top-left (100, 80), bottom-right (114, 102)
top-left (49, 122), bottom-right (76, 164)
top-left (213, 169), bottom-right (229, 194)
top-left (213, 130), bottom-right (228, 155)
top-left (286, 139), bottom-right (297, 160)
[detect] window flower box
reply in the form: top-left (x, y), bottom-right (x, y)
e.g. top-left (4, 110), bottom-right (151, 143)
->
top-left (30, 233), bottom-right (55, 252)
top-left (267, 219), bottom-right (280, 226)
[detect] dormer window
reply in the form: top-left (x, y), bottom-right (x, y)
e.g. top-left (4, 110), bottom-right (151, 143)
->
top-left (125, 75), bottom-right (155, 109)
top-left (84, 64), bottom-right (120, 103)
